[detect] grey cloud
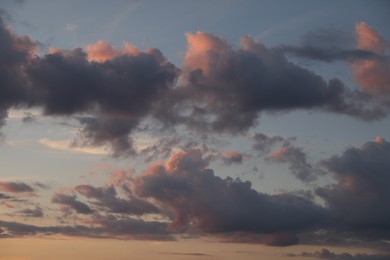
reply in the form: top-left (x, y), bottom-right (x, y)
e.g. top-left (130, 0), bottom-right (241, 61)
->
top-left (288, 248), bottom-right (390, 260)
top-left (0, 217), bottom-right (170, 240)
top-left (221, 150), bottom-right (251, 165)
top-left (52, 193), bottom-right (94, 214)
top-left (279, 45), bottom-right (385, 63)
top-left (267, 145), bottom-right (316, 183)
top-left (252, 133), bottom-right (293, 155)
top-left (0, 17), bottom-right (33, 131)
top-left (0, 181), bottom-right (35, 193)
top-left (0, 17), bottom-right (389, 157)
top-left (316, 138), bottom-right (390, 240)
top-left (22, 111), bottom-right (36, 123)
top-left (133, 149), bottom-right (326, 234)
top-left (279, 26), bottom-right (388, 63)
top-left (72, 116), bottom-right (137, 157)
top-left (174, 33), bottom-right (351, 133)
top-left (0, 193), bottom-right (12, 199)
top-left (75, 184), bottom-right (160, 215)
top-left (27, 47), bottom-right (177, 156)
top-left (16, 207), bottom-right (44, 218)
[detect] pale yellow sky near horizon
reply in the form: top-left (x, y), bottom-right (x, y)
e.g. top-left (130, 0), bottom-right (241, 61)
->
top-left (0, 237), bottom-right (383, 260)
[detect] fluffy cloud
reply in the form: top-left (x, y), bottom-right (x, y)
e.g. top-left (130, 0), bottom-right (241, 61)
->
top-left (0, 17), bottom-right (35, 131)
top-left (268, 145), bottom-right (315, 183)
top-left (352, 22), bottom-right (390, 95)
top-left (176, 32), bottom-right (352, 132)
top-left (316, 137), bottom-right (390, 240)
top-left (133, 149), bottom-right (325, 235)
top-left (86, 41), bottom-right (139, 62)
top-left (0, 16), bottom-right (389, 156)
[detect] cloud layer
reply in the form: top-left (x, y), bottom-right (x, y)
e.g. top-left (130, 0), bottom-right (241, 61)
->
top-left (0, 17), bottom-right (389, 156)
top-left (1, 13), bottom-right (390, 253)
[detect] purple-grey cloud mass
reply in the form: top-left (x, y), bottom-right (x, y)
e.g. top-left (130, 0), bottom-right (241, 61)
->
top-left (0, 16), bottom-right (389, 156)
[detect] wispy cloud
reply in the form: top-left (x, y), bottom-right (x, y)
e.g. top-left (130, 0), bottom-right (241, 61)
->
top-left (39, 138), bottom-right (108, 155)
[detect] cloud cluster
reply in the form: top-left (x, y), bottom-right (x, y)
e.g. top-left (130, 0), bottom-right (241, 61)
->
top-left (352, 22), bottom-right (390, 95)
top-left (287, 248), bottom-right (390, 260)
top-left (1, 138), bottom-right (390, 248)
top-left (316, 137), bottom-right (390, 241)
top-left (0, 16), bottom-right (389, 156)
top-left (132, 149), bottom-right (325, 236)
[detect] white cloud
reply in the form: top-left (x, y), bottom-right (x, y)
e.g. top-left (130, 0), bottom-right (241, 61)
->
top-left (39, 138), bottom-right (108, 155)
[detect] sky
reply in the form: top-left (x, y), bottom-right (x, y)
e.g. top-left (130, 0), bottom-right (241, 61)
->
top-left (0, 0), bottom-right (390, 259)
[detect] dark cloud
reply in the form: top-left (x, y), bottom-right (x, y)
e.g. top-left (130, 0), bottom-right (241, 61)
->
top-left (133, 149), bottom-right (325, 234)
top-left (22, 111), bottom-right (36, 123)
top-left (75, 184), bottom-right (160, 215)
top-left (252, 133), bottom-right (293, 156)
top-left (288, 248), bottom-right (390, 260)
top-left (173, 33), bottom-right (351, 133)
top-left (0, 193), bottom-right (12, 199)
top-left (316, 137), bottom-right (390, 240)
top-left (279, 46), bottom-right (385, 63)
top-left (300, 27), bottom-right (355, 50)
top-left (0, 181), bottom-right (35, 193)
top-left (52, 193), bottom-right (94, 214)
top-left (16, 207), bottom-right (44, 218)
top-left (268, 145), bottom-right (316, 183)
top-left (0, 217), bottom-right (170, 240)
top-left (278, 26), bottom-right (386, 62)
top-left (0, 17), bottom-right (389, 157)
top-left (72, 116), bottom-right (137, 157)
top-left (0, 17), bottom-right (34, 131)
top-left (27, 47), bottom-right (177, 156)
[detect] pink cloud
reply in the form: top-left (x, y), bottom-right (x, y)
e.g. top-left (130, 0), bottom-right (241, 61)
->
top-left (0, 182), bottom-right (34, 193)
top-left (184, 32), bottom-right (230, 75)
top-left (221, 150), bottom-right (252, 164)
top-left (86, 41), bottom-right (139, 62)
top-left (352, 22), bottom-right (390, 95)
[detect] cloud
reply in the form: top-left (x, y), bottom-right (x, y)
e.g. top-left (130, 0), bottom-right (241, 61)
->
top-left (252, 133), bottom-right (293, 156)
top-left (316, 137), bottom-right (390, 240)
top-left (39, 138), bottom-right (108, 155)
top-left (0, 182), bottom-right (35, 193)
top-left (24, 44), bottom-right (177, 156)
top-left (52, 193), bottom-right (94, 214)
top-left (175, 32), bottom-right (355, 133)
top-left (0, 16), bottom-right (389, 157)
top-left (86, 41), bottom-right (139, 62)
top-left (133, 149), bottom-right (325, 235)
top-left (0, 17), bottom-right (35, 132)
top-left (352, 22), bottom-right (390, 95)
top-left (221, 150), bottom-right (252, 165)
top-left (287, 248), bottom-right (390, 260)
top-left (0, 193), bottom-right (12, 199)
top-left (159, 252), bottom-right (211, 257)
top-left (75, 184), bottom-right (160, 215)
top-left (0, 217), bottom-right (171, 240)
top-left (16, 207), bottom-right (44, 218)
top-left (268, 145), bottom-right (316, 183)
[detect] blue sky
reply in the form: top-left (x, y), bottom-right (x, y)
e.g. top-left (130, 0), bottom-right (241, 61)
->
top-left (1, 1), bottom-right (390, 259)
